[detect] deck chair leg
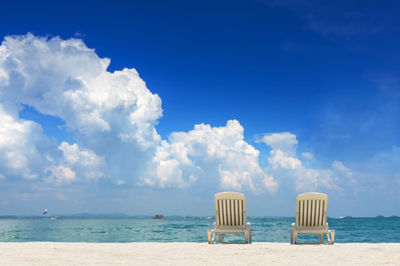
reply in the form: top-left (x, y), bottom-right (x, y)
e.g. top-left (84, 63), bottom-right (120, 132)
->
top-left (218, 233), bottom-right (222, 243)
top-left (329, 230), bottom-right (335, 244)
top-left (290, 229), bottom-right (294, 244)
top-left (208, 230), bottom-right (216, 244)
top-left (245, 231), bottom-right (248, 243)
top-left (327, 230), bottom-right (335, 245)
top-left (319, 234), bottom-right (324, 244)
top-left (249, 230), bottom-right (252, 243)
top-left (290, 223), bottom-right (296, 244)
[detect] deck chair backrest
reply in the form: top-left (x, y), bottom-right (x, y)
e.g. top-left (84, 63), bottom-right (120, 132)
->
top-left (214, 192), bottom-right (246, 228)
top-left (296, 192), bottom-right (328, 229)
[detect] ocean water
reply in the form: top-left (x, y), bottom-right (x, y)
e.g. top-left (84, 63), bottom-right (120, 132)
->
top-left (0, 217), bottom-right (399, 243)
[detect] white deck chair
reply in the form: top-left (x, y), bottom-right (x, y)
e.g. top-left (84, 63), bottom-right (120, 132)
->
top-left (291, 192), bottom-right (335, 244)
top-left (207, 192), bottom-right (251, 244)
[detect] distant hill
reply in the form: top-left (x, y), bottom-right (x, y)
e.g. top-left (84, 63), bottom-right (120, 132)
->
top-left (62, 213), bottom-right (130, 218)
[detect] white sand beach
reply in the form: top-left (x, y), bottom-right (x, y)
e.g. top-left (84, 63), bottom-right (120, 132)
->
top-left (0, 242), bottom-right (399, 265)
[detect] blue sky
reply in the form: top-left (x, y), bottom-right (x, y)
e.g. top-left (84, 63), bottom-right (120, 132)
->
top-left (0, 0), bottom-right (399, 217)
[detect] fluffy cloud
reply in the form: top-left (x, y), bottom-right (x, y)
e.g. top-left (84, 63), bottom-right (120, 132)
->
top-left (0, 33), bottom-right (163, 186)
top-left (0, 102), bottom-right (104, 185)
top-left (0, 104), bottom-right (53, 180)
top-left (0, 33), bottom-right (354, 195)
top-left (45, 165), bottom-right (76, 185)
top-left (261, 132), bottom-right (298, 156)
top-left (268, 150), bottom-right (302, 170)
top-left (0, 33), bottom-right (162, 146)
top-left (0, 33), bottom-right (280, 193)
top-left (260, 132), bottom-right (351, 192)
top-left (58, 142), bottom-right (104, 180)
top-left (142, 120), bottom-right (279, 192)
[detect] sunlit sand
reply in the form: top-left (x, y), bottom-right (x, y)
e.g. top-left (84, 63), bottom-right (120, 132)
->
top-left (0, 242), bottom-right (399, 265)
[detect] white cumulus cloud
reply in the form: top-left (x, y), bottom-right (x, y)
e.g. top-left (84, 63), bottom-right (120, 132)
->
top-left (0, 104), bottom-right (54, 180)
top-left (260, 132), bottom-right (348, 192)
top-left (142, 120), bottom-right (279, 192)
top-left (0, 34), bottom-right (162, 146)
top-left (0, 33), bottom-right (281, 194)
top-left (0, 33), bottom-right (163, 186)
top-left (58, 142), bottom-right (104, 180)
top-left (268, 149), bottom-right (302, 169)
top-left (261, 132), bottom-right (298, 156)
top-left (0, 33), bottom-right (355, 196)
top-left (45, 165), bottom-right (76, 185)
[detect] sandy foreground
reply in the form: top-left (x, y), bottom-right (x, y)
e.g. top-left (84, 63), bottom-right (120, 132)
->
top-left (0, 242), bottom-right (399, 265)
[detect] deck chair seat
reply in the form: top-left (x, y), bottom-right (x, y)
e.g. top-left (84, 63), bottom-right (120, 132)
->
top-left (295, 227), bottom-right (329, 233)
top-left (210, 224), bottom-right (251, 234)
top-left (207, 192), bottom-right (251, 244)
top-left (291, 192), bottom-right (335, 245)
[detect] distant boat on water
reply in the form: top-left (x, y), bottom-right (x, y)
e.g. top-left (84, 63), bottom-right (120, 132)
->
top-left (152, 215), bottom-right (164, 219)
top-left (50, 216), bottom-right (59, 220)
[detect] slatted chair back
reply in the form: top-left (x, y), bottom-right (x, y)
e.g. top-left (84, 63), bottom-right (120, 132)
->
top-left (296, 192), bottom-right (328, 229)
top-left (214, 192), bottom-right (246, 228)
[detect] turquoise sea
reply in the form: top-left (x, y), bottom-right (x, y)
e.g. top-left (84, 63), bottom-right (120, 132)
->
top-left (0, 217), bottom-right (399, 243)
